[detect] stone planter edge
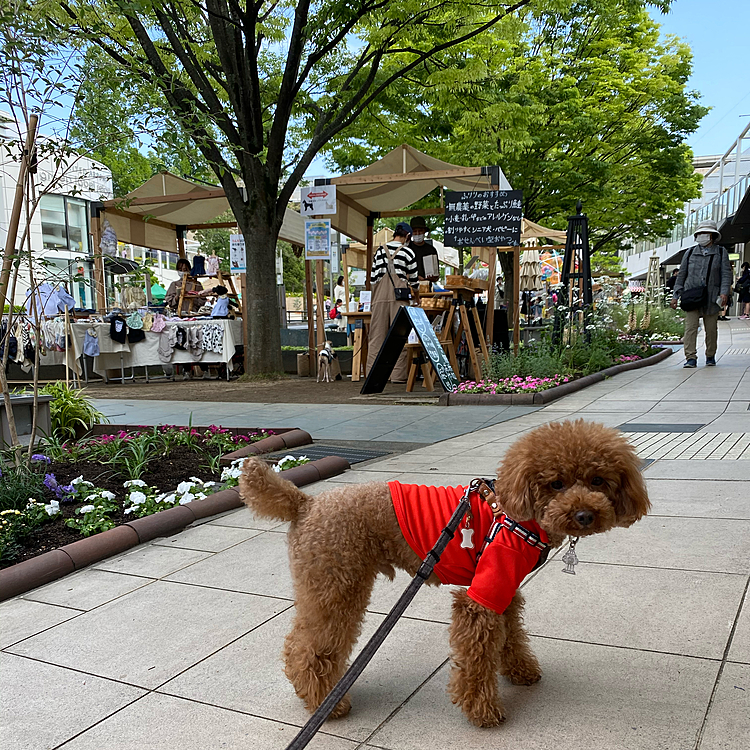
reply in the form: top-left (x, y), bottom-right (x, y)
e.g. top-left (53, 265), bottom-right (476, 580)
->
top-left (440, 347), bottom-right (673, 406)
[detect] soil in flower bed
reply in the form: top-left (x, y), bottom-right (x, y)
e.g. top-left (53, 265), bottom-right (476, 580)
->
top-left (10, 448), bottom-right (224, 566)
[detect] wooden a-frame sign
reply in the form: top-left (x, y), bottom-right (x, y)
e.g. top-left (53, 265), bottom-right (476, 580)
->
top-left (361, 306), bottom-right (459, 394)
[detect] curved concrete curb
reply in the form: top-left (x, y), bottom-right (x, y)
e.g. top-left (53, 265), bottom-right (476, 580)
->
top-left (439, 347), bottom-right (673, 406)
top-left (219, 428), bottom-right (313, 465)
top-left (0, 454), bottom-right (349, 602)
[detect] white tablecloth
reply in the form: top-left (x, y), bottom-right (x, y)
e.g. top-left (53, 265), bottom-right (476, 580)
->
top-left (69, 319), bottom-right (243, 378)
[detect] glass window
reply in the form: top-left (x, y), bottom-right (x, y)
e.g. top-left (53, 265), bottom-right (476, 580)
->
top-left (66, 197), bottom-right (88, 252)
top-left (40, 194), bottom-right (68, 250)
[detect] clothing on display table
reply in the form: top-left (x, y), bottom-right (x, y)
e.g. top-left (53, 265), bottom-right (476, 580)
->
top-left (83, 327), bottom-right (100, 357)
top-left (110, 315), bottom-right (127, 344)
top-left (206, 255), bottom-right (220, 276)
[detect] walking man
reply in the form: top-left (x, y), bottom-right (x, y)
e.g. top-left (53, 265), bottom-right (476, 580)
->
top-left (671, 219), bottom-right (732, 368)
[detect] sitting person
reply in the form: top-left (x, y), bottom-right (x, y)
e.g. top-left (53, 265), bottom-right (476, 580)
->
top-left (164, 258), bottom-right (210, 315)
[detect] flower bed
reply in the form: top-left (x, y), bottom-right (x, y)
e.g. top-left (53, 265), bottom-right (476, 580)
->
top-left (454, 374), bottom-right (570, 395)
top-left (0, 424), bottom-right (306, 569)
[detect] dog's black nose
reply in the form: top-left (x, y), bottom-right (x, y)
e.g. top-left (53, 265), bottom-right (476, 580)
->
top-left (574, 510), bottom-right (595, 527)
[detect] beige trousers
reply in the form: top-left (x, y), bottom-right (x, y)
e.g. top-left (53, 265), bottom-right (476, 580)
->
top-left (366, 279), bottom-right (409, 382)
top-left (683, 310), bottom-right (718, 360)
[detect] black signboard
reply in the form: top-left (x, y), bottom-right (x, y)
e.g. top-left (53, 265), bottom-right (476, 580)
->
top-left (444, 189), bottom-right (523, 247)
top-left (360, 306), bottom-right (459, 394)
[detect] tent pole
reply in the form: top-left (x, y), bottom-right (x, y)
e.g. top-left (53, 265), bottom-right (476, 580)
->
top-left (177, 227), bottom-right (187, 260)
top-left (513, 246), bottom-right (520, 355)
top-left (305, 260), bottom-right (315, 373)
top-left (365, 214), bottom-right (374, 290)
top-left (91, 208), bottom-right (106, 313)
top-left (315, 259), bottom-right (326, 350)
top-left (487, 248), bottom-right (496, 347)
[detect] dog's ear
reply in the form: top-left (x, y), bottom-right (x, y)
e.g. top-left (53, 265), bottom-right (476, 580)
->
top-left (614, 458), bottom-right (651, 527)
top-left (496, 453), bottom-right (536, 521)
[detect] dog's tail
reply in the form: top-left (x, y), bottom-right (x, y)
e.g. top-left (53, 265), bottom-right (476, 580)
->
top-left (238, 457), bottom-right (309, 522)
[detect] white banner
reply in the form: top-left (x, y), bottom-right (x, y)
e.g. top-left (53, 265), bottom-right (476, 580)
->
top-left (300, 184), bottom-right (337, 216)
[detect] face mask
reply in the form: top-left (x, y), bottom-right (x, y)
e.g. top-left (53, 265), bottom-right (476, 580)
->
top-left (412, 233), bottom-right (425, 243)
top-left (695, 233), bottom-right (712, 247)
top-left (178, 270), bottom-right (188, 277)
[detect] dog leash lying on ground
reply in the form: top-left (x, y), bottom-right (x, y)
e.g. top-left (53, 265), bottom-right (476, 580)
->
top-left (239, 419), bottom-right (650, 734)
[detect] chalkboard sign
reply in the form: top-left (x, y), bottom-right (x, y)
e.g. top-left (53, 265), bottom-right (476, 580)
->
top-left (360, 306), bottom-right (459, 394)
top-left (444, 189), bottom-right (523, 247)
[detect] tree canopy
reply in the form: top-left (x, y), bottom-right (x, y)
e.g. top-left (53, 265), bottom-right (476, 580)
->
top-left (325, 0), bottom-right (703, 264)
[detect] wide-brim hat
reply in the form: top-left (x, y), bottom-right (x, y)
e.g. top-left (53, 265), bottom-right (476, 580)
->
top-left (694, 219), bottom-right (721, 241)
top-left (410, 215), bottom-right (430, 231)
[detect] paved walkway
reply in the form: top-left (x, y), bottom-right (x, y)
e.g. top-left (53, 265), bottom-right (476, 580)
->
top-left (3, 321), bottom-right (750, 749)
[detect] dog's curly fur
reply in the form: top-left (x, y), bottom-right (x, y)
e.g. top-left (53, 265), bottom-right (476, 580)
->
top-left (239, 419), bottom-right (650, 726)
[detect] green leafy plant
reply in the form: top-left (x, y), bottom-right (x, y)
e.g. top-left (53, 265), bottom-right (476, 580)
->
top-left (64, 488), bottom-right (119, 537)
top-left (40, 383), bottom-right (108, 440)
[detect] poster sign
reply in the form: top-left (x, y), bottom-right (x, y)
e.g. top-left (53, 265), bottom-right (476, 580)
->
top-left (361, 306), bottom-right (459, 394)
top-left (229, 234), bottom-right (246, 273)
top-left (304, 219), bottom-right (331, 261)
top-left (444, 189), bottom-right (523, 247)
top-left (300, 184), bottom-right (337, 216)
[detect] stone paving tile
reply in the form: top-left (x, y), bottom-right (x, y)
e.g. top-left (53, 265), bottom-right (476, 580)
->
top-left (367, 569), bottom-right (454, 623)
top-left (22, 569), bottom-right (153, 611)
top-left (698, 663), bottom-right (750, 750)
top-left (61, 692), bottom-right (356, 750)
top-left (160, 607), bottom-right (450, 743)
top-left (393, 472), bottom-right (477, 487)
top-left (207, 506), bottom-right (286, 530)
top-left (153, 523), bottom-right (262, 553)
top-left (165, 531), bottom-right (295, 599)
top-left (0, 652), bottom-right (145, 750)
top-left (7, 581), bottom-right (289, 689)
top-left (579, 517), bottom-right (750, 573)
top-left (93, 543), bottom-right (212, 579)
top-left (0, 597), bottom-right (80, 649)
top-left (368, 638), bottom-right (718, 750)
top-left (728, 589), bottom-right (750, 665)
top-left (646, 479), bottom-right (750, 519)
top-left (644, 461), bottom-right (750, 480)
top-left (522, 561), bottom-right (745, 659)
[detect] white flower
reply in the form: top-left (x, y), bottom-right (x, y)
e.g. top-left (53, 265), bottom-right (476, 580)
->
top-left (27, 498), bottom-right (40, 508)
top-left (44, 500), bottom-right (60, 516)
top-left (272, 464), bottom-right (282, 473)
top-left (124, 507), bottom-right (134, 515)
top-left (123, 479), bottom-right (146, 488)
top-left (161, 494), bottom-right (176, 504)
top-left (176, 481), bottom-right (195, 495)
top-left (100, 491), bottom-right (116, 501)
top-left (71, 475), bottom-right (93, 486)
top-left (78, 504), bottom-right (95, 514)
top-left (128, 491), bottom-right (147, 505)
top-left (178, 492), bottom-right (194, 504)
top-left (189, 476), bottom-right (206, 484)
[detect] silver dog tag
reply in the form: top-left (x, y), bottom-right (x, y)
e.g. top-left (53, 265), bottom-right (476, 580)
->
top-left (460, 528), bottom-right (475, 549)
top-left (562, 538), bottom-right (579, 575)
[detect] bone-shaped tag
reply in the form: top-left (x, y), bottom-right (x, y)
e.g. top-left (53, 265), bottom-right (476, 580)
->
top-left (460, 528), bottom-right (475, 549)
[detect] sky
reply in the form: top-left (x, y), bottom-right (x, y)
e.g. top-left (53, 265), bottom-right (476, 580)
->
top-left (653, 0), bottom-right (750, 158)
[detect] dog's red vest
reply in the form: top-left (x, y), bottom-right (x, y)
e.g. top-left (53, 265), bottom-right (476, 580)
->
top-left (389, 482), bottom-right (548, 615)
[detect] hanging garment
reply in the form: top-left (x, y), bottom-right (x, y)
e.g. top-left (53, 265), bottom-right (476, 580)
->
top-left (56, 286), bottom-right (76, 311)
top-left (201, 322), bottom-right (224, 354)
top-left (0, 322), bottom-right (18, 360)
top-left (100, 220), bottom-right (117, 256)
top-left (206, 255), bottom-right (221, 276)
top-left (26, 283), bottom-right (59, 318)
top-left (126, 311), bottom-right (144, 330)
top-left (127, 327), bottom-right (145, 343)
top-left (211, 296), bottom-right (230, 318)
top-left (187, 326), bottom-right (204, 359)
top-left (83, 327), bottom-right (100, 357)
top-left (191, 255), bottom-right (206, 276)
top-left (173, 326), bottom-right (188, 350)
top-left (142, 313), bottom-right (154, 332)
top-left (157, 326), bottom-right (174, 362)
top-left (151, 313), bottom-right (166, 333)
top-left (110, 315), bottom-right (128, 344)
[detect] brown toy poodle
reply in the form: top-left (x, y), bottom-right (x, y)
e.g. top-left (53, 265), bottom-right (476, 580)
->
top-left (239, 419), bottom-right (650, 727)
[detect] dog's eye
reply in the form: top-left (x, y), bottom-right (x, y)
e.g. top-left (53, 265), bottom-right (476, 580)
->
top-left (550, 480), bottom-right (564, 490)
top-left (591, 476), bottom-right (604, 486)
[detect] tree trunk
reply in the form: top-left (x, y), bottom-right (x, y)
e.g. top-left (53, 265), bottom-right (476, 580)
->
top-left (499, 251), bottom-right (515, 341)
top-left (234, 202), bottom-right (284, 376)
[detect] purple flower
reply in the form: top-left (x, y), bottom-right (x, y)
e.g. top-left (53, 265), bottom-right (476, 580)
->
top-left (31, 454), bottom-right (51, 463)
top-left (56, 484), bottom-right (76, 502)
top-left (44, 473), bottom-right (58, 491)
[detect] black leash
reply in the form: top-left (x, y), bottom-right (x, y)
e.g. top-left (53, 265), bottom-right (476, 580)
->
top-left (284, 478), bottom-right (485, 750)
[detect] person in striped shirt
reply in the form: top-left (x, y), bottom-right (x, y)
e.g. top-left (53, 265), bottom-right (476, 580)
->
top-left (366, 222), bottom-right (419, 382)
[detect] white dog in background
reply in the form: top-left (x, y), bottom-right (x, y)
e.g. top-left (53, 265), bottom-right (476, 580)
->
top-left (317, 341), bottom-right (336, 383)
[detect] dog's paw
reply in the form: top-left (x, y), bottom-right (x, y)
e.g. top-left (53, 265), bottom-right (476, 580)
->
top-left (463, 700), bottom-right (506, 728)
top-left (327, 695), bottom-right (351, 719)
top-left (504, 663), bottom-right (542, 686)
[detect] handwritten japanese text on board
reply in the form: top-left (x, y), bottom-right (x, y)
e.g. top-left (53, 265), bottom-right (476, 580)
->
top-left (444, 190), bottom-right (522, 247)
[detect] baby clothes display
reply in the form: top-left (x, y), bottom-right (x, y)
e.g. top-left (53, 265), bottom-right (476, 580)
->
top-left (99, 220), bottom-right (118, 256)
top-left (173, 325), bottom-right (188, 351)
top-left (157, 325), bottom-right (174, 362)
top-left (126, 311), bottom-right (144, 330)
top-left (25, 283), bottom-right (75, 318)
top-left (206, 255), bottom-right (220, 276)
top-left (40, 318), bottom-right (69, 351)
top-left (211, 296), bottom-right (230, 318)
top-left (187, 326), bottom-right (204, 359)
top-left (191, 255), bottom-right (206, 276)
top-left (142, 313), bottom-right (154, 331)
top-left (151, 313), bottom-right (166, 333)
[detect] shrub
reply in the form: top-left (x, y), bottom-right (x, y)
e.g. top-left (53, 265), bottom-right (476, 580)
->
top-left (40, 383), bottom-right (108, 440)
